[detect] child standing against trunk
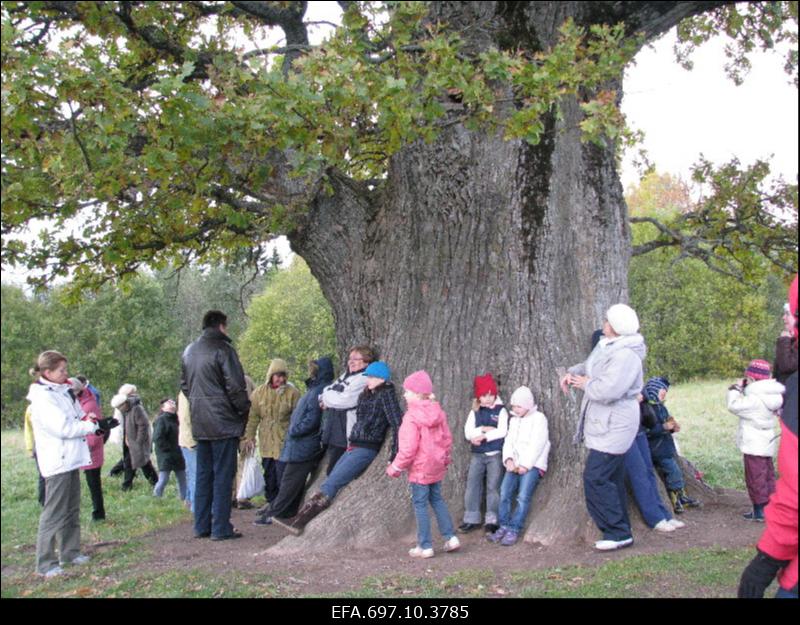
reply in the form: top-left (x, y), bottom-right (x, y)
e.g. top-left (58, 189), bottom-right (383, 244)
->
top-left (459, 373), bottom-right (508, 535)
top-left (487, 386), bottom-right (550, 546)
top-left (387, 371), bottom-right (460, 558)
top-left (727, 359), bottom-right (784, 522)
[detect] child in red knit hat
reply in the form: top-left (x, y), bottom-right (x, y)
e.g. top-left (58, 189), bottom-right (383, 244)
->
top-left (457, 373), bottom-right (509, 535)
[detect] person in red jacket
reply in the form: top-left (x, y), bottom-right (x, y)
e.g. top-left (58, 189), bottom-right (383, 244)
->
top-left (739, 274), bottom-right (799, 599)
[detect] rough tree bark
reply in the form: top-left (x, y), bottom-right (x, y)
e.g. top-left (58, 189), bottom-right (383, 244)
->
top-left (269, 1), bottom-right (734, 553)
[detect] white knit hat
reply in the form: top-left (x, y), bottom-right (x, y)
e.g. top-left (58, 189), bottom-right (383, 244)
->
top-left (110, 394), bottom-right (128, 409)
top-left (509, 386), bottom-right (536, 413)
top-left (606, 304), bottom-right (639, 336)
top-left (118, 383), bottom-right (137, 396)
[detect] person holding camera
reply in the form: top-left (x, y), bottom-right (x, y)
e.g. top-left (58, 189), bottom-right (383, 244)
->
top-left (27, 351), bottom-right (117, 577)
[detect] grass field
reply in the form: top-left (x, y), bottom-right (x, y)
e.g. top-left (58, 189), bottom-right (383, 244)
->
top-left (0, 378), bottom-right (776, 598)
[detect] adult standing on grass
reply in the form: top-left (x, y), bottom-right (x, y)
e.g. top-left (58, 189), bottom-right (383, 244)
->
top-left (561, 304), bottom-right (646, 552)
top-left (111, 388), bottom-right (158, 490)
top-left (243, 359), bottom-right (301, 507)
top-left (27, 350), bottom-right (115, 578)
top-left (177, 390), bottom-right (197, 511)
top-left (181, 310), bottom-right (251, 541)
top-left (739, 275), bottom-right (799, 599)
top-left (152, 397), bottom-right (188, 501)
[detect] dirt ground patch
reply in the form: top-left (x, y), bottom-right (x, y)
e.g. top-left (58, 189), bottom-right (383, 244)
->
top-left (129, 490), bottom-right (763, 596)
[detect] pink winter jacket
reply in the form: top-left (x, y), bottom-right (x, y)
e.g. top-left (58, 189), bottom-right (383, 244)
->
top-left (391, 399), bottom-right (452, 485)
top-left (78, 388), bottom-right (104, 470)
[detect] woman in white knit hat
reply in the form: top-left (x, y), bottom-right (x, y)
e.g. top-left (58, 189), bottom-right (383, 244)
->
top-left (560, 304), bottom-right (646, 552)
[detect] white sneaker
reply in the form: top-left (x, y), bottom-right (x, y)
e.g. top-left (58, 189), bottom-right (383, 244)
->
top-left (667, 518), bottom-right (686, 529)
top-left (41, 565), bottom-right (64, 578)
top-left (409, 546), bottom-right (435, 559)
top-left (62, 554), bottom-right (90, 566)
top-left (443, 536), bottom-right (461, 552)
top-left (594, 537), bottom-right (634, 551)
top-left (654, 519), bottom-right (676, 533)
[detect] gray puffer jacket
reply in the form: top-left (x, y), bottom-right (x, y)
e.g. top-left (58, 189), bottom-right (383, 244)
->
top-left (569, 333), bottom-right (646, 454)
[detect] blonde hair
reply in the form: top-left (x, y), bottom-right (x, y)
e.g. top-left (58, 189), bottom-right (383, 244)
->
top-left (29, 350), bottom-right (67, 380)
top-left (349, 345), bottom-right (376, 364)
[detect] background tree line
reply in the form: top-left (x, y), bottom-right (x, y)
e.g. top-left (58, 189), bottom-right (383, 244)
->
top-left (1, 256), bottom-right (336, 428)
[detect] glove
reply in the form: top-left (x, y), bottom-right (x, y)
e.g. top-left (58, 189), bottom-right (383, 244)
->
top-left (95, 417), bottom-right (120, 433)
top-left (386, 464), bottom-right (402, 478)
top-left (738, 550), bottom-right (790, 598)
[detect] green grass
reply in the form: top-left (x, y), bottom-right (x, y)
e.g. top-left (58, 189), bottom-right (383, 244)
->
top-left (667, 378), bottom-right (765, 491)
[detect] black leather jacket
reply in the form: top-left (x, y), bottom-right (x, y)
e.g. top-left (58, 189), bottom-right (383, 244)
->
top-left (180, 327), bottom-right (251, 441)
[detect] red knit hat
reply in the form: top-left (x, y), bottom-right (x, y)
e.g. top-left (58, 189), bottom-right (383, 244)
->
top-left (745, 359), bottom-right (772, 381)
top-left (473, 373), bottom-right (498, 399)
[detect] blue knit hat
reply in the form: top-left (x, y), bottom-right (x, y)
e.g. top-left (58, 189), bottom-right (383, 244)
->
top-left (363, 360), bottom-right (391, 381)
top-left (643, 377), bottom-right (670, 402)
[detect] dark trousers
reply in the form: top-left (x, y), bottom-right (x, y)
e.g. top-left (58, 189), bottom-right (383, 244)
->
top-left (325, 445), bottom-right (347, 476)
top-left (270, 458), bottom-right (321, 519)
top-left (83, 468), bottom-right (105, 520)
top-left (195, 438), bottom-right (238, 539)
top-left (584, 449), bottom-right (632, 541)
top-left (34, 452), bottom-right (46, 506)
top-left (261, 457), bottom-right (286, 504)
top-left (743, 454), bottom-right (776, 506)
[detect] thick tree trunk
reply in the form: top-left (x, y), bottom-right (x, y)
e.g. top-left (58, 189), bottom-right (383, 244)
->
top-left (271, 0), bottom-right (732, 553)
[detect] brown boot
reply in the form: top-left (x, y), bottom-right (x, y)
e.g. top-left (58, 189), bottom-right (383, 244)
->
top-left (273, 492), bottom-right (331, 536)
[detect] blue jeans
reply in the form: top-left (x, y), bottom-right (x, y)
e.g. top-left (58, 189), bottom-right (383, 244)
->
top-left (653, 454), bottom-right (684, 491)
top-left (194, 438), bottom-right (238, 539)
top-left (181, 446), bottom-right (197, 512)
top-left (320, 446), bottom-right (378, 500)
top-left (410, 482), bottom-right (456, 549)
top-left (463, 453), bottom-right (503, 524)
top-left (776, 585), bottom-right (799, 599)
top-left (584, 449), bottom-right (631, 542)
top-left (154, 470), bottom-right (188, 500)
top-left (624, 431), bottom-right (672, 527)
top-left (498, 469), bottom-right (541, 533)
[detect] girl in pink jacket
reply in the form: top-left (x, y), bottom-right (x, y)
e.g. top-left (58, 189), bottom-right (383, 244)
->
top-left (386, 371), bottom-right (461, 559)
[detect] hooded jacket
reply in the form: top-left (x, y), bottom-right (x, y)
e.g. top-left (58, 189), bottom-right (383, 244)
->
top-left (391, 399), bottom-right (453, 485)
top-left (503, 409), bottom-right (551, 472)
top-left (26, 380), bottom-right (95, 478)
top-left (181, 327), bottom-right (251, 441)
top-left (727, 378), bottom-right (784, 457)
top-left (77, 387), bottom-right (104, 470)
top-left (570, 333), bottom-right (646, 454)
top-left (152, 410), bottom-right (186, 472)
top-left (246, 358), bottom-right (301, 458)
top-left (279, 358), bottom-right (335, 464)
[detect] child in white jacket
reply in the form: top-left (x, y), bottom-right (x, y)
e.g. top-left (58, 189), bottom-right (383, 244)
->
top-left (727, 359), bottom-right (784, 522)
top-left (487, 386), bottom-right (550, 546)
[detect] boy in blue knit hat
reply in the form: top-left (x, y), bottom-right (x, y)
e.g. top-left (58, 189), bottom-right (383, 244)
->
top-left (642, 377), bottom-right (701, 514)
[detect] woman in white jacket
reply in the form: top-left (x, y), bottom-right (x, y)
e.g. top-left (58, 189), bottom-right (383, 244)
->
top-left (727, 359), bottom-right (785, 522)
top-left (27, 351), bottom-right (105, 578)
top-left (487, 386), bottom-right (550, 547)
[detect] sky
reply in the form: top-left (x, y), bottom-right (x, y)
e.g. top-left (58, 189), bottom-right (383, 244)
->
top-left (2, 4), bottom-right (798, 285)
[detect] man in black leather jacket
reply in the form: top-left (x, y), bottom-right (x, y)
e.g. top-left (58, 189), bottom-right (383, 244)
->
top-left (181, 310), bottom-right (251, 541)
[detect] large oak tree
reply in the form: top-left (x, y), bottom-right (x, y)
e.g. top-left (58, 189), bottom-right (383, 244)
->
top-left (2, 1), bottom-right (797, 549)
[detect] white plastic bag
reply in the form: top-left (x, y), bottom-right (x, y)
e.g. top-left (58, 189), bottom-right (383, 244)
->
top-left (107, 408), bottom-right (123, 446)
top-left (237, 451), bottom-right (265, 500)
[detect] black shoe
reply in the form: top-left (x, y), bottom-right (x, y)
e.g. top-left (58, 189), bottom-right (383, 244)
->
top-left (484, 523), bottom-right (500, 534)
top-left (458, 523), bottom-right (481, 533)
top-left (194, 532), bottom-right (211, 539)
top-left (211, 530), bottom-right (243, 541)
top-left (253, 514), bottom-right (272, 526)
